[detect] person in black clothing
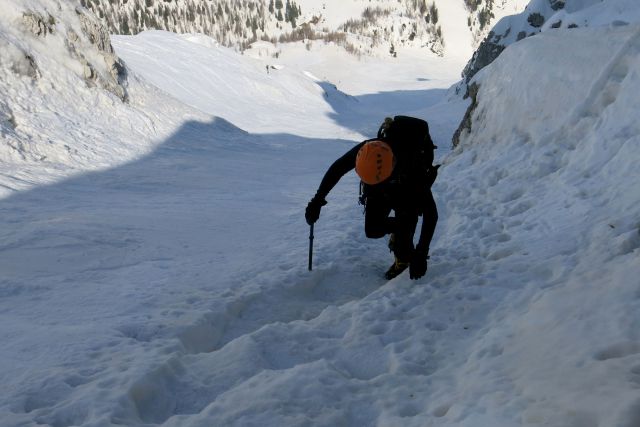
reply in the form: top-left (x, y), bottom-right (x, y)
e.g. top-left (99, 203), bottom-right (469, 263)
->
top-left (305, 116), bottom-right (439, 280)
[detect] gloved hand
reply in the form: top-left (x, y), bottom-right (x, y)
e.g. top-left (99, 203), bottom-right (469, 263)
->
top-left (426, 164), bottom-right (440, 187)
top-left (305, 197), bottom-right (327, 225)
top-left (409, 250), bottom-right (429, 280)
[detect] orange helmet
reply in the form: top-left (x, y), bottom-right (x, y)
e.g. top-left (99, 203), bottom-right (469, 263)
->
top-left (355, 140), bottom-right (395, 185)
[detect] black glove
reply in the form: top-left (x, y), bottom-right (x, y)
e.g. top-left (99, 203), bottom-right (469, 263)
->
top-left (426, 164), bottom-right (440, 188)
top-left (305, 197), bottom-right (327, 225)
top-left (409, 250), bottom-right (429, 280)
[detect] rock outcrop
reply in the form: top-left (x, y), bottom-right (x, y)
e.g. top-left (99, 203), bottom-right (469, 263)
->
top-left (461, 0), bottom-right (570, 85)
top-left (3, 2), bottom-right (128, 101)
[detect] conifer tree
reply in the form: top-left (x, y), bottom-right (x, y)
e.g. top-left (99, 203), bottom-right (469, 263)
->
top-left (430, 3), bottom-right (438, 24)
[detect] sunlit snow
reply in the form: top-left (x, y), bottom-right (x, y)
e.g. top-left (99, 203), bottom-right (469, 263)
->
top-left (1, 1), bottom-right (640, 426)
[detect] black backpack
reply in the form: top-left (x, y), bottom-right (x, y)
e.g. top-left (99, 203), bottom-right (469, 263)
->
top-left (358, 115), bottom-right (438, 210)
top-left (377, 115), bottom-right (437, 181)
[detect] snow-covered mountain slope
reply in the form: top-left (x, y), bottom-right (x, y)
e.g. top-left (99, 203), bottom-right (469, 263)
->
top-left (82, 0), bottom-right (528, 58)
top-left (463, 0), bottom-right (640, 82)
top-left (0, 3), bottom-right (465, 427)
top-left (448, 22), bottom-right (640, 425)
top-left (83, 0), bottom-right (444, 55)
top-left (0, 0), bottom-right (128, 100)
top-left (110, 30), bottom-right (466, 139)
top-left (111, 31), bottom-right (357, 139)
top-left (0, 0), bottom-right (189, 195)
top-left (2, 0), bottom-right (640, 426)
top-left (3, 0), bottom-right (458, 194)
top-left (462, 0), bottom-right (530, 46)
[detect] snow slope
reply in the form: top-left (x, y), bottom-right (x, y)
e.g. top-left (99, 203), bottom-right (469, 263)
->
top-left (2, 1), bottom-right (640, 427)
top-left (111, 30), bottom-right (467, 140)
top-left (491, 0), bottom-right (640, 45)
top-left (111, 31), bottom-right (359, 139)
top-left (463, 0), bottom-right (640, 82)
top-left (0, 0), bottom-right (189, 196)
top-left (449, 23), bottom-right (640, 426)
top-left (0, 6), bottom-right (466, 426)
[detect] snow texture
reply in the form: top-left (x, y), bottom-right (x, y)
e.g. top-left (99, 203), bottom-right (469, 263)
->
top-left (1, 0), bottom-right (639, 426)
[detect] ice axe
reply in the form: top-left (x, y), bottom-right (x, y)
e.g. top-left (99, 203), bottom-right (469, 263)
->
top-left (308, 223), bottom-right (314, 271)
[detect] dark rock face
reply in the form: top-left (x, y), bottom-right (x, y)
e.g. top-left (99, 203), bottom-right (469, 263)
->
top-left (73, 7), bottom-right (128, 101)
top-left (22, 11), bottom-right (55, 37)
top-left (76, 8), bottom-right (113, 54)
top-left (452, 82), bottom-right (480, 148)
top-left (527, 13), bottom-right (545, 28)
top-left (461, 0), bottom-right (569, 85)
top-left (13, 52), bottom-right (40, 79)
top-left (17, 6), bottom-right (128, 101)
top-left (462, 34), bottom-right (506, 83)
top-left (0, 101), bottom-right (17, 135)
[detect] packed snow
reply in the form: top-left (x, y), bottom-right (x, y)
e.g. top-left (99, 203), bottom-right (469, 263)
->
top-left (1, 1), bottom-right (640, 426)
top-left (488, 0), bottom-right (640, 47)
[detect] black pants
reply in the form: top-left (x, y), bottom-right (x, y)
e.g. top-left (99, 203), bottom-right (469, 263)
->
top-left (364, 194), bottom-right (419, 263)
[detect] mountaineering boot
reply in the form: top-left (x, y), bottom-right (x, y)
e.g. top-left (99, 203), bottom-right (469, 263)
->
top-left (384, 257), bottom-right (409, 280)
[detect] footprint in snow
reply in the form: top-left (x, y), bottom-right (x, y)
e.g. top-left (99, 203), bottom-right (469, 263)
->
top-left (506, 200), bottom-right (534, 217)
top-left (594, 341), bottom-right (640, 361)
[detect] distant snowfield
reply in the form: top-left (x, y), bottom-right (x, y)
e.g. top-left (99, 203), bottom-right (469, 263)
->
top-left (1, 13), bottom-right (640, 427)
top-left (111, 31), bottom-right (466, 140)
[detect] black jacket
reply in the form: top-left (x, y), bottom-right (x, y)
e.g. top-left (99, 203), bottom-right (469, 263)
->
top-left (314, 139), bottom-right (438, 253)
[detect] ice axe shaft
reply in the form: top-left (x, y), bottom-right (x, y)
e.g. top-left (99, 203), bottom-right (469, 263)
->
top-left (308, 223), bottom-right (314, 271)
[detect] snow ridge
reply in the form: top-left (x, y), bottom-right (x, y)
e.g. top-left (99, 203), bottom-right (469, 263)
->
top-left (450, 22), bottom-right (640, 426)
